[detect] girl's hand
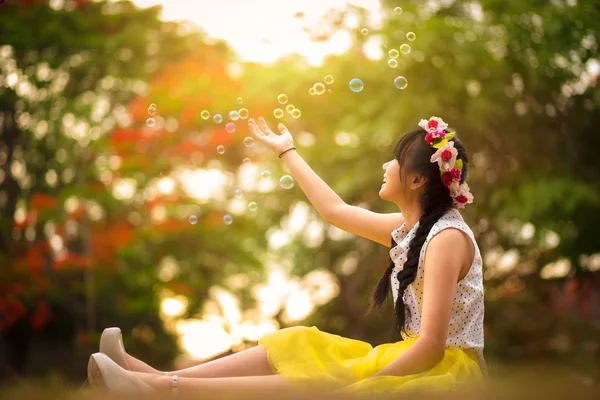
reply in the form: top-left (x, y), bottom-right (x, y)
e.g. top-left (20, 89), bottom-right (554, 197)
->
top-left (248, 117), bottom-right (295, 155)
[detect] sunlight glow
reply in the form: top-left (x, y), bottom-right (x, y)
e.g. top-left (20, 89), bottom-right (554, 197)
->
top-left (130, 0), bottom-right (384, 66)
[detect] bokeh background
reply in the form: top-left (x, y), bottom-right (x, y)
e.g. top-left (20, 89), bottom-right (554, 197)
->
top-left (1, 0), bottom-right (599, 391)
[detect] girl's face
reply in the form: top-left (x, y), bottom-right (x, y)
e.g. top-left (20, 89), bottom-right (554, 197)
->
top-left (379, 158), bottom-right (425, 205)
top-left (379, 159), bottom-right (403, 202)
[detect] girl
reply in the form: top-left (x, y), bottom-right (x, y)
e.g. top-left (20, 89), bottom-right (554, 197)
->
top-left (87, 116), bottom-right (485, 397)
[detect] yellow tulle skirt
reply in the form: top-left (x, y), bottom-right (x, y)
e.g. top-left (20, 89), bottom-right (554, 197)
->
top-left (258, 325), bottom-right (484, 396)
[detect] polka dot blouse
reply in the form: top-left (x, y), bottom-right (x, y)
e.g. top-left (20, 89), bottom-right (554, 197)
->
top-left (389, 208), bottom-right (487, 375)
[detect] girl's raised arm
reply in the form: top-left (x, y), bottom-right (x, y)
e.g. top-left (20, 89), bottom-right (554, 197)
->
top-left (249, 118), bottom-right (403, 247)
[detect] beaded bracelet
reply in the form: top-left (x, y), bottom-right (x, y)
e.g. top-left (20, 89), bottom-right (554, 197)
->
top-left (278, 147), bottom-right (296, 158)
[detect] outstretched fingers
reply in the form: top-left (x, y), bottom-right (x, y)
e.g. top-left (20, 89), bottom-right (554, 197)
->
top-left (248, 119), bottom-right (266, 138)
top-left (258, 117), bottom-right (276, 135)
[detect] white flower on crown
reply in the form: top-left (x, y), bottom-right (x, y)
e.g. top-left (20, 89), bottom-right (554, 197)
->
top-left (418, 116), bottom-right (449, 133)
top-left (452, 182), bottom-right (474, 209)
top-left (430, 141), bottom-right (458, 172)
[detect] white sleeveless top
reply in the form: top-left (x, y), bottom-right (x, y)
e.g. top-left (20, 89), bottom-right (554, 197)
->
top-left (389, 208), bottom-right (487, 375)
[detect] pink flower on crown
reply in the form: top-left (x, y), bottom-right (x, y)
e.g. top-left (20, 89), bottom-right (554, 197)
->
top-left (425, 132), bottom-right (435, 145)
top-left (441, 171), bottom-right (455, 186)
top-left (452, 183), bottom-right (474, 209)
top-left (450, 167), bottom-right (461, 180)
top-left (430, 141), bottom-right (458, 171)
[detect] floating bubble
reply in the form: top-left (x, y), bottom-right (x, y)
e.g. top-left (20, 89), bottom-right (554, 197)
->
top-left (217, 145), bottom-right (225, 154)
top-left (223, 214), bottom-right (233, 225)
top-left (313, 83), bottom-right (326, 95)
top-left (148, 106), bottom-right (157, 115)
top-left (277, 94), bottom-right (288, 104)
top-left (244, 137), bottom-right (255, 147)
top-left (274, 108), bottom-right (284, 119)
top-left (236, 97), bottom-right (243, 104)
top-left (349, 78), bottom-right (364, 93)
top-left (286, 104), bottom-right (295, 113)
top-left (291, 109), bottom-right (302, 119)
top-left (146, 118), bottom-right (156, 128)
top-left (407, 32), bottom-right (416, 41)
top-left (388, 49), bottom-right (399, 59)
top-left (239, 108), bottom-right (249, 119)
top-left (189, 215), bottom-right (198, 225)
top-left (309, 87), bottom-right (316, 95)
top-left (280, 175), bottom-right (295, 189)
top-left (324, 75), bottom-right (334, 85)
top-left (361, 28), bottom-right (369, 36)
top-left (394, 7), bottom-right (402, 14)
top-left (213, 114), bottom-right (223, 124)
top-left (229, 110), bottom-right (240, 121)
top-left (388, 59), bottom-right (398, 68)
top-left (248, 202), bottom-right (258, 212)
top-left (201, 110), bottom-right (210, 120)
top-left (394, 76), bottom-right (408, 89)
top-left (234, 189), bottom-right (243, 199)
top-left (226, 122), bottom-right (236, 133)
top-left (260, 170), bottom-right (271, 179)
top-left (328, 89), bottom-right (332, 94)
top-left (242, 157), bottom-right (251, 164)
top-left (400, 44), bottom-right (411, 55)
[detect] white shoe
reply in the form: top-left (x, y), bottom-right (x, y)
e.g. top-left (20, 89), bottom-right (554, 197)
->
top-left (99, 327), bottom-right (130, 370)
top-left (88, 352), bottom-right (155, 393)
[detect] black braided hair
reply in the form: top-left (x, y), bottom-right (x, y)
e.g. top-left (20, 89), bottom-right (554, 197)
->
top-left (368, 127), bottom-right (469, 342)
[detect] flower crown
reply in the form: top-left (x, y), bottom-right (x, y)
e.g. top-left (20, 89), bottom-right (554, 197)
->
top-left (418, 116), bottom-right (474, 209)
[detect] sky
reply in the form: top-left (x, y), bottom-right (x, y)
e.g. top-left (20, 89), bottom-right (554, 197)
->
top-left (130, 0), bottom-right (385, 65)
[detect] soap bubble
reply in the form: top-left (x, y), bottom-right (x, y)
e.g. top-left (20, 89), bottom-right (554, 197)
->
top-left (248, 202), bottom-right (258, 212)
top-left (394, 7), bottom-right (402, 14)
top-left (291, 109), bottom-right (302, 119)
top-left (286, 104), bottom-right (295, 113)
top-left (388, 49), bottom-right (399, 59)
top-left (277, 94), bottom-right (288, 104)
top-left (236, 97), bottom-right (243, 104)
top-left (213, 114), bottom-right (223, 124)
top-left (234, 189), bottom-right (243, 199)
top-left (244, 137), bottom-right (255, 147)
top-left (226, 122), bottom-right (236, 133)
top-left (189, 215), bottom-right (198, 225)
top-left (239, 108), bottom-right (249, 119)
top-left (407, 32), bottom-right (416, 41)
top-left (400, 44), bottom-right (411, 55)
top-left (223, 214), bottom-right (233, 225)
top-left (309, 87), bottom-right (316, 95)
top-left (394, 76), bottom-right (408, 89)
top-left (273, 108), bottom-right (284, 118)
top-left (148, 105), bottom-right (157, 115)
top-left (229, 110), bottom-right (240, 121)
top-left (280, 175), bottom-right (295, 189)
top-left (201, 110), bottom-right (210, 120)
top-left (388, 59), bottom-right (398, 68)
top-left (361, 28), bottom-right (369, 36)
top-left (349, 78), bottom-right (364, 93)
top-left (314, 83), bottom-right (326, 95)
top-left (146, 118), bottom-right (155, 128)
top-left (261, 170), bottom-right (271, 179)
top-left (242, 157), bottom-right (251, 164)
top-left (217, 145), bottom-right (225, 154)
top-left (324, 75), bottom-right (334, 84)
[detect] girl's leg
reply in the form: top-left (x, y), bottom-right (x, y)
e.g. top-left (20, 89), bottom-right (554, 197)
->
top-left (124, 354), bottom-right (162, 374)
top-left (134, 372), bottom-right (337, 399)
top-left (125, 344), bottom-right (274, 378)
top-left (139, 373), bottom-right (292, 398)
top-left (168, 344), bottom-right (274, 378)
